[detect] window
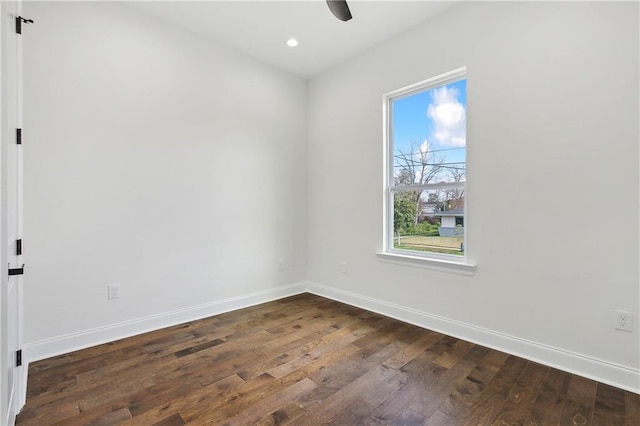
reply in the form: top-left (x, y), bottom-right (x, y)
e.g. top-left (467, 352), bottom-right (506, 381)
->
top-left (383, 68), bottom-right (469, 266)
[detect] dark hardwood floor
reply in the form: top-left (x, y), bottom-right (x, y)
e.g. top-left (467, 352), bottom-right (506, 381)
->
top-left (16, 293), bottom-right (639, 425)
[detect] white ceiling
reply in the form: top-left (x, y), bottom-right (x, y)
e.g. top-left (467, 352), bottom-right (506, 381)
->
top-left (125, 1), bottom-right (457, 78)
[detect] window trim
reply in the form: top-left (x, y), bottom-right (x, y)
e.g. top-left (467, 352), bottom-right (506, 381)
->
top-left (375, 251), bottom-right (476, 276)
top-left (381, 67), bottom-right (475, 274)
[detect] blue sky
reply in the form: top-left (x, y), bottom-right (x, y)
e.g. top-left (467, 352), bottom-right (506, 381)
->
top-left (392, 79), bottom-right (467, 183)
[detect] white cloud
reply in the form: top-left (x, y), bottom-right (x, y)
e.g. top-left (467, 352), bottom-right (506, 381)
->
top-left (427, 86), bottom-right (466, 147)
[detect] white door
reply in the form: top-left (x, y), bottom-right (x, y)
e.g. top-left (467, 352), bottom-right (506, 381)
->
top-left (2, 0), bottom-right (25, 423)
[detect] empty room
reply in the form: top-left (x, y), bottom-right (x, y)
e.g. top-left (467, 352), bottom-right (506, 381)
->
top-left (0, 0), bottom-right (638, 424)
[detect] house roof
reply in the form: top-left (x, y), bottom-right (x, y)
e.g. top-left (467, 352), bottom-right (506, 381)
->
top-left (426, 208), bottom-right (464, 217)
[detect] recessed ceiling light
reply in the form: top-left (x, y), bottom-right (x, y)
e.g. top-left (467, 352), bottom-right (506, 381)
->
top-left (286, 38), bottom-right (299, 48)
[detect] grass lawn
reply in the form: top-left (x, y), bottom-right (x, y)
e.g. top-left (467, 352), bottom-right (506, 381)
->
top-left (394, 235), bottom-right (464, 256)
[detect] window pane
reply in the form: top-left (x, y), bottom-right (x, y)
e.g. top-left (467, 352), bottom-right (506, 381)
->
top-left (388, 74), bottom-right (467, 259)
top-left (391, 80), bottom-right (466, 187)
top-left (392, 187), bottom-right (464, 256)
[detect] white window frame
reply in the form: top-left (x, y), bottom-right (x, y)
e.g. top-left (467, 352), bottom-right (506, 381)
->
top-left (378, 67), bottom-right (475, 275)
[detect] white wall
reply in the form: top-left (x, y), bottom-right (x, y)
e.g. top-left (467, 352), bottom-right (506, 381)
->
top-left (307, 1), bottom-right (639, 388)
top-left (22, 2), bottom-right (307, 349)
top-left (441, 217), bottom-right (456, 229)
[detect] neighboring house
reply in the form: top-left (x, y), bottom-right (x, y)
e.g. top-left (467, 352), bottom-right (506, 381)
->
top-left (427, 208), bottom-right (464, 237)
top-left (419, 196), bottom-right (463, 219)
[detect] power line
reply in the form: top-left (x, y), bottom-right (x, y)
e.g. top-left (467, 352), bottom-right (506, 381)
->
top-left (393, 156), bottom-right (465, 164)
top-left (393, 159), bottom-right (466, 166)
top-left (395, 146), bottom-right (466, 154)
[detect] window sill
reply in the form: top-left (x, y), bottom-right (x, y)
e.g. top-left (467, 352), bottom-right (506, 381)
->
top-left (375, 252), bottom-right (476, 276)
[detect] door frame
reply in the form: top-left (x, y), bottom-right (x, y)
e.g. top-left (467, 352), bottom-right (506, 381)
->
top-left (1, 0), bottom-right (26, 423)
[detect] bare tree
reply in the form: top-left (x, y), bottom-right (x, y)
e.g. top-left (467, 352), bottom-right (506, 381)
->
top-left (393, 140), bottom-right (445, 224)
top-left (444, 167), bottom-right (465, 209)
top-left (447, 166), bottom-right (465, 183)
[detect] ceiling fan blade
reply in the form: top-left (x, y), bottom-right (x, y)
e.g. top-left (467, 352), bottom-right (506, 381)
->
top-left (326, 0), bottom-right (352, 22)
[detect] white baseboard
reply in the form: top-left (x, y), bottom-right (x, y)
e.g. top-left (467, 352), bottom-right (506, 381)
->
top-left (306, 281), bottom-right (640, 394)
top-left (24, 282), bottom-right (306, 364)
top-left (22, 280), bottom-right (639, 395)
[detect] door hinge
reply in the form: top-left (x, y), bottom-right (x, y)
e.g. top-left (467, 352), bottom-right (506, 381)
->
top-left (16, 350), bottom-right (22, 367)
top-left (16, 128), bottom-right (22, 145)
top-left (8, 265), bottom-right (24, 276)
top-left (15, 16), bottom-right (34, 35)
top-left (16, 239), bottom-right (22, 256)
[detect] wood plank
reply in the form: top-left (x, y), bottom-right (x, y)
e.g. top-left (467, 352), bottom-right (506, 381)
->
top-left (306, 322), bottom-right (419, 386)
top-left (178, 372), bottom-right (279, 422)
top-left (328, 399), bottom-right (373, 425)
top-left (491, 361), bottom-right (550, 424)
top-left (453, 355), bottom-right (529, 425)
top-left (365, 340), bottom-right (454, 423)
top-left (121, 374), bottom-right (244, 424)
top-left (425, 349), bottom-right (510, 425)
top-left (206, 377), bottom-right (317, 424)
top-left (383, 330), bottom-right (444, 370)
top-left (83, 407), bottom-right (132, 425)
top-left (408, 343), bottom-right (489, 419)
top-left (593, 383), bottom-right (626, 425)
top-left (391, 407), bottom-right (427, 425)
top-left (238, 316), bottom-right (370, 381)
top-left (294, 333), bottom-right (413, 414)
top-left (524, 368), bottom-right (572, 425)
top-left (255, 401), bottom-right (308, 425)
top-left (560, 374), bottom-right (598, 425)
top-left (126, 378), bottom-right (203, 417)
top-left (625, 391), bottom-right (640, 426)
top-left (15, 399), bottom-right (80, 425)
top-left (272, 338), bottom-right (362, 384)
top-left (150, 413), bottom-right (185, 426)
top-left (297, 364), bottom-right (397, 423)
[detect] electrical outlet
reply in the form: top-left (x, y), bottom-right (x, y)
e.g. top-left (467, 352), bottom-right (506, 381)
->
top-left (615, 310), bottom-right (633, 332)
top-left (107, 283), bottom-right (120, 300)
top-left (340, 262), bottom-right (348, 273)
